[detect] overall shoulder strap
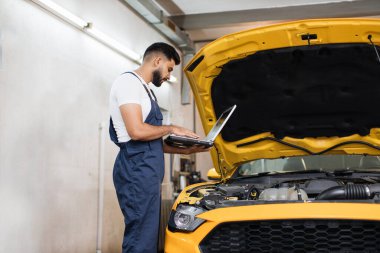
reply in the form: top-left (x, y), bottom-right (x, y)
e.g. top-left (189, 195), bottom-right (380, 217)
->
top-left (123, 71), bottom-right (158, 102)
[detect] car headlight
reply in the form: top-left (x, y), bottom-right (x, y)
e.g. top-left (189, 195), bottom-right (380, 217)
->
top-left (168, 205), bottom-right (206, 232)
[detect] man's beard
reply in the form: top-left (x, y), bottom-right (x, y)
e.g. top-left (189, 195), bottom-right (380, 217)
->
top-left (152, 70), bottom-right (163, 87)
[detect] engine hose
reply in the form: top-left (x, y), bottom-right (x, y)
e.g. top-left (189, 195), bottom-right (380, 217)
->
top-left (316, 184), bottom-right (380, 200)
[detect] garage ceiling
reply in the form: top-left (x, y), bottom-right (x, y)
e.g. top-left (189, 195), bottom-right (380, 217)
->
top-left (122, 0), bottom-right (380, 50)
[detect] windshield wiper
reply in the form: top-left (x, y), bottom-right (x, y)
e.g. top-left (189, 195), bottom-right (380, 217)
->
top-left (332, 168), bottom-right (380, 175)
top-left (233, 168), bottom-right (380, 180)
top-left (231, 169), bottom-right (380, 184)
top-left (232, 169), bottom-right (328, 181)
top-left (329, 169), bottom-right (380, 183)
top-left (232, 171), bottom-right (272, 180)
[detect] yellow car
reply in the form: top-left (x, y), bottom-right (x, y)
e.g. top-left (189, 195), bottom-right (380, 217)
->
top-left (165, 18), bottom-right (380, 253)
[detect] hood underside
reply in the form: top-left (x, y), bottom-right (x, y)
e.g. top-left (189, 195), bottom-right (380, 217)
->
top-left (185, 18), bottom-right (380, 178)
top-left (212, 43), bottom-right (380, 141)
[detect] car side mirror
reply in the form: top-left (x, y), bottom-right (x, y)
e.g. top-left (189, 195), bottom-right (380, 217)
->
top-left (207, 168), bottom-right (221, 180)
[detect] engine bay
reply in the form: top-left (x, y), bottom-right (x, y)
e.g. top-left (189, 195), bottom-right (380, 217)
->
top-left (185, 175), bottom-right (380, 210)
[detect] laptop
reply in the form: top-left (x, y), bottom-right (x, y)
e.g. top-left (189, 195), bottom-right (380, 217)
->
top-left (164, 105), bottom-right (237, 148)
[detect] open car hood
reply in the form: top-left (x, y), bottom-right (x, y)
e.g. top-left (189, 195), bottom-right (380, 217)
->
top-left (184, 18), bottom-right (380, 179)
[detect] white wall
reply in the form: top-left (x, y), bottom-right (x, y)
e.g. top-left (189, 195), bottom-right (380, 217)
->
top-left (0, 0), bottom-right (195, 252)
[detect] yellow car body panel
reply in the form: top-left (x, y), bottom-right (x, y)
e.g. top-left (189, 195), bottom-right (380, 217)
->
top-left (184, 18), bottom-right (380, 178)
top-left (166, 203), bottom-right (380, 253)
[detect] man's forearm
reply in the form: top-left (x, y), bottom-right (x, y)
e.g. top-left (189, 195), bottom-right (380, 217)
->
top-left (120, 104), bottom-right (199, 142)
top-left (129, 123), bottom-right (172, 141)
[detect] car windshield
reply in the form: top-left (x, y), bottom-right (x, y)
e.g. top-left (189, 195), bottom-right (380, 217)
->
top-left (237, 155), bottom-right (380, 176)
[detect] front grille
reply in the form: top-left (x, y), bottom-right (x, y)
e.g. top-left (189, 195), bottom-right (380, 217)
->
top-left (199, 220), bottom-right (380, 253)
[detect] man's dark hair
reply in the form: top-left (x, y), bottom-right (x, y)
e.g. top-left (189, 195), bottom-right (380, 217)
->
top-left (143, 42), bottom-right (181, 65)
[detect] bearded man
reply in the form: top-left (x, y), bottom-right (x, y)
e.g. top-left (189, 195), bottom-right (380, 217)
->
top-left (109, 42), bottom-right (207, 253)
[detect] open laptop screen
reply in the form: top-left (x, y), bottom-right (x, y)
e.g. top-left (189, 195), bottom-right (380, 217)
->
top-left (205, 105), bottom-right (237, 141)
top-left (164, 105), bottom-right (237, 148)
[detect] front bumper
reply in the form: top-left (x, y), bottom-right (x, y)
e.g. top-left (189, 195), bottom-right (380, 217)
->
top-left (165, 223), bottom-right (216, 253)
top-left (165, 203), bottom-right (380, 253)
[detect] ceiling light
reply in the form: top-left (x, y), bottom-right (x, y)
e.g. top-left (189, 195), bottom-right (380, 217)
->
top-left (168, 75), bottom-right (177, 83)
top-left (85, 26), bottom-right (142, 64)
top-left (30, 0), bottom-right (88, 29)
top-left (29, 0), bottom-right (179, 81)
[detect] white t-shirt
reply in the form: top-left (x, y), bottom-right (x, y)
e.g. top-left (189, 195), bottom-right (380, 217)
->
top-left (109, 72), bottom-right (155, 142)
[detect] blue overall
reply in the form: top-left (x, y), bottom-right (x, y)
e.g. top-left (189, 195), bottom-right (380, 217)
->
top-left (109, 72), bottom-right (164, 253)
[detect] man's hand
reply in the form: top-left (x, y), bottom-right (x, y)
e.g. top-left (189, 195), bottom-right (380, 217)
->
top-left (170, 125), bottom-right (199, 139)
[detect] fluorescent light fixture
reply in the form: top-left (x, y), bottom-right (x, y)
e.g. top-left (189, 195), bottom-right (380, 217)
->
top-left (28, 0), bottom-right (179, 80)
top-left (30, 0), bottom-right (88, 29)
top-left (168, 75), bottom-right (177, 83)
top-left (85, 26), bottom-right (142, 64)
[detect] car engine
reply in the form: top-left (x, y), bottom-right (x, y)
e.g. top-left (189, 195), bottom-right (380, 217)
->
top-left (188, 178), bottom-right (380, 210)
